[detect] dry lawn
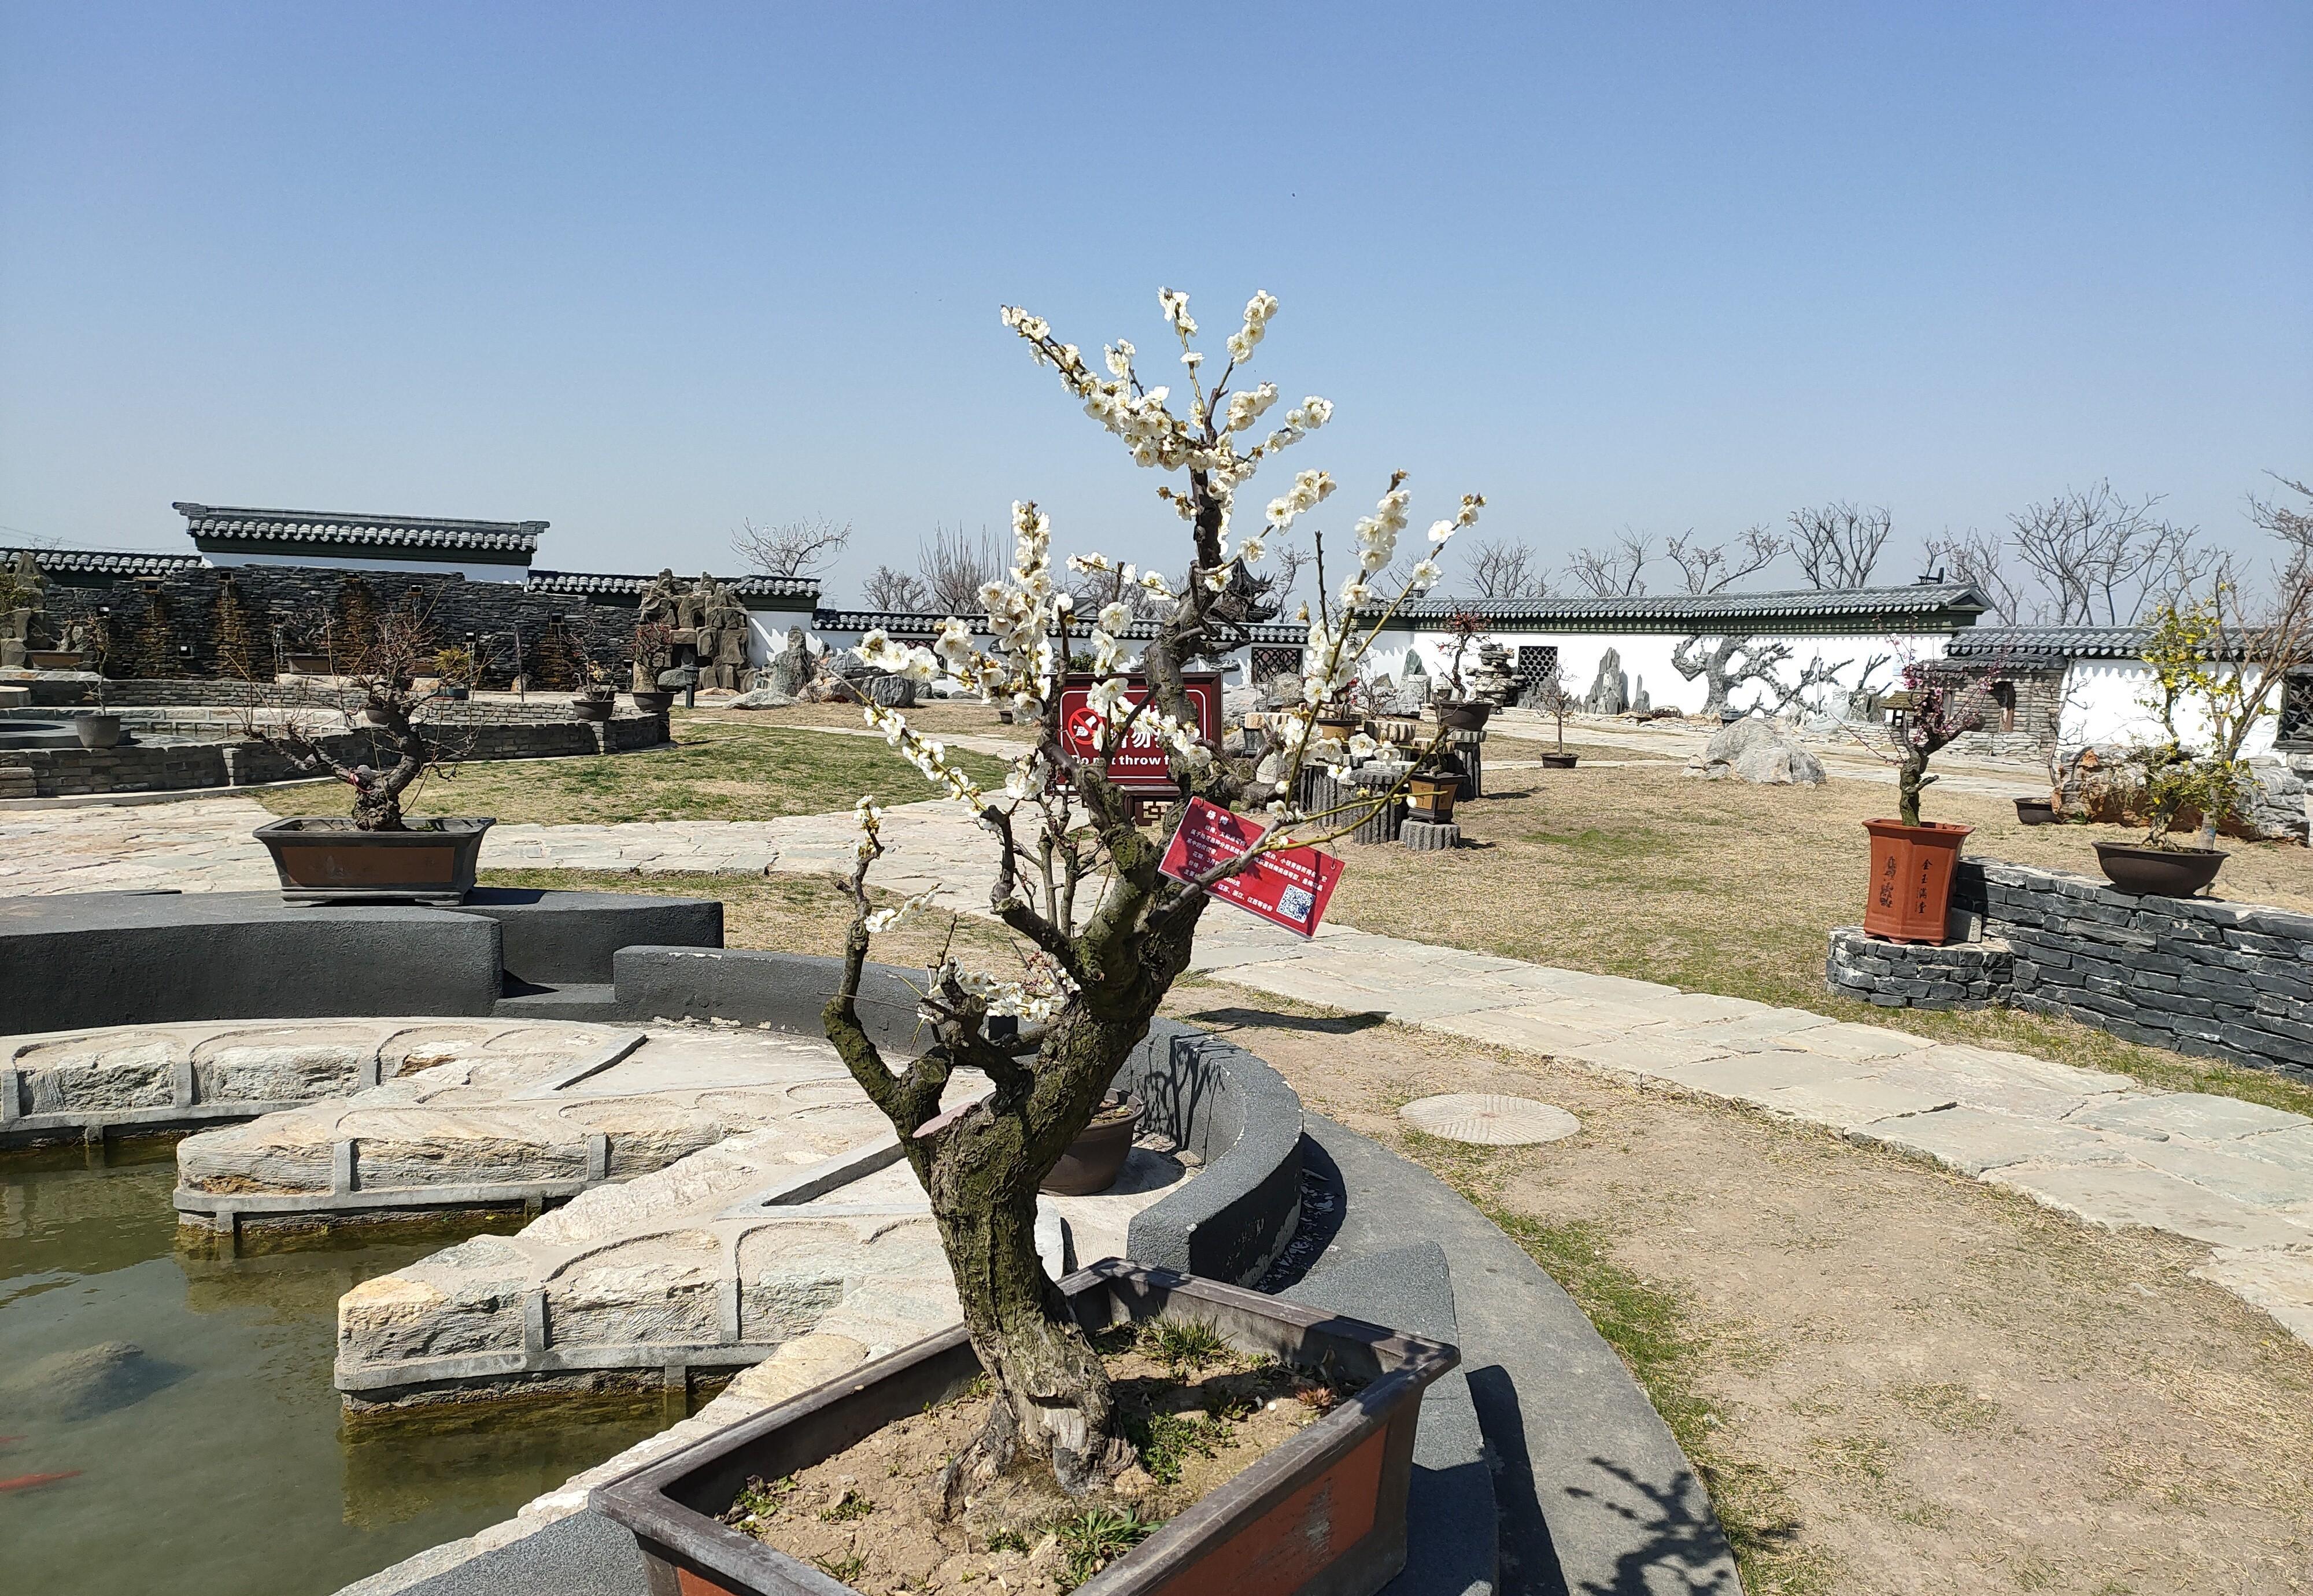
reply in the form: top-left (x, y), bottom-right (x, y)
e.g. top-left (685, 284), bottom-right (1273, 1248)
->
top-left (258, 719), bottom-right (1011, 827)
top-left (1325, 756), bottom-right (2313, 1118)
top-left (1176, 986), bottom-right (2313, 1596)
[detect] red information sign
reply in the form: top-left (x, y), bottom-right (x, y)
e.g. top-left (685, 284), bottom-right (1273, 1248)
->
top-left (1057, 672), bottom-right (1221, 795)
top-left (1158, 796), bottom-right (1344, 940)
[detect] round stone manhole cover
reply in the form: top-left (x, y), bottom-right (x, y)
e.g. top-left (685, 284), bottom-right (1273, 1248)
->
top-left (1399, 1093), bottom-right (1580, 1146)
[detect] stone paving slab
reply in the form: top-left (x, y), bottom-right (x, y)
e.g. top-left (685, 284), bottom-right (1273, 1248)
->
top-left (13, 773), bottom-right (2313, 1346)
top-left (171, 1025), bottom-right (894, 1234)
top-left (1191, 915), bottom-right (2313, 1344)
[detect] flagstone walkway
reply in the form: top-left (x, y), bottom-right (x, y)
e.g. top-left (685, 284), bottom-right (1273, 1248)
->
top-left (1188, 914), bottom-right (2313, 1345)
top-left (5, 787), bottom-right (2310, 1344)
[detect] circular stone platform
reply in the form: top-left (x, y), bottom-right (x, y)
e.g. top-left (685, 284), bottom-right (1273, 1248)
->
top-left (1399, 1092), bottom-right (1580, 1146)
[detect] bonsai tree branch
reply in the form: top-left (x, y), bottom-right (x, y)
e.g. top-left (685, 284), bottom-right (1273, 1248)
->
top-left (818, 288), bottom-right (1484, 1508)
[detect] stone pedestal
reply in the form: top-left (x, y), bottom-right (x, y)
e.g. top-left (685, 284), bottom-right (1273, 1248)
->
top-left (1403, 818), bottom-right (1461, 852)
top-left (1347, 762), bottom-right (1408, 844)
top-left (1450, 728), bottom-right (1487, 799)
top-left (1824, 925), bottom-right (2012, 1011)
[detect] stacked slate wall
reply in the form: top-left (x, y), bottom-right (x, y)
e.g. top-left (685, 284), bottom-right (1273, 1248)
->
top-left (32, 564), bottom-right (638, 689)
top-left (0, 711), bottom-right (667, 799)
top-left (1830, 858), bottom-right (2313, 1081)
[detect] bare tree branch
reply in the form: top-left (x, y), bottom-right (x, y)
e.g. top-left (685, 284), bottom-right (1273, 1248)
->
top-left (1922, 527), bottom-right (2023, 623)
top-left (1462, 536), bottom-right (1551, 600)
top-left (1564, 530), bottom-right (1655, 597)
top-left (1665, 525), bottom-right (1780, 594)
top-left (2007, 482), bottom-right (2205, 626)
top-left (1787, 501), bottom-right (1893, 590)
top-left (919, 523), bottom-right (1004, 615)
top-left (864, 564), bottom-right (934, 611)
top-left (731, 515), bottom-right (852, 579)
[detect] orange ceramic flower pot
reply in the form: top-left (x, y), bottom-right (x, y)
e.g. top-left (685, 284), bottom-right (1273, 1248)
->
top-left (1861, 820), bottom-right (1972, 943)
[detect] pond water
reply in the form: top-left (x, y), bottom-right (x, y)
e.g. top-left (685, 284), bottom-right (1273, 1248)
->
top-left (1, 1140), bottom-right (673, 1596)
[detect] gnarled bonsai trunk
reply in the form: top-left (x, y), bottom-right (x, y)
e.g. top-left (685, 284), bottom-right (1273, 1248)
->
top-left (826, 778), bottom-right (1210, 1504)
top-left (1897, 744), bottom-right (1928, 826)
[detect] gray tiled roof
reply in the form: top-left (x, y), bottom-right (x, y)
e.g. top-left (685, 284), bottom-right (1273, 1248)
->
top-left (1943, 625), bottom-right (2149, 660)
top-left (813, 608), bottom-right (1306, 646)
top-left (175, 503), bottom-right (546, 557)
top-left (1944, 623), bottom-right (2264, 663)
top-left (527, 570), bottom-right (820, 603)
top-left (1376, 582), bottom-right (1990, 631)
top-left (2, 545), bottom-right (204, 577)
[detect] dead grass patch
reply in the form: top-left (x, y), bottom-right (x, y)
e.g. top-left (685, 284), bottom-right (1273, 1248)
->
top-left (1322, 759), bottom-right (2313, 1117)
top-left (1178, 990), bottom-right (2313, 1596)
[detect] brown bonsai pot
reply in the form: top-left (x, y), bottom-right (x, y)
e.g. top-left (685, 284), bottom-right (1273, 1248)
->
top-left (284, 653), bottom-right (331, 674)
top-left (2093, 840), bottom-right (2227, 897)
top-left (73, 713), bottom-right (123, 749)
top-left (1860, 819), bottom-right (1972, 943)
top-left (571, 693), bottom-right (615, 722)
top-left (1407, 773), bottom-right (1460, 822)
top-left (26, 651), bottom-right (87, 670)
top-left (253, 816), bottom-right (494, 905)
top-left (590, 1259), bottom-right (1460, 1596)
top-left (2013, 797), bottom-right (2057, 826)
top-left (630, 689), bottom-right (675, 714)
top-left (1040, 1094), bottom-right (1144, 1195)
top-left (1540, 752), bottom-right (1577, 770)
top-left (1436, 700), bottom-right (1492, 732)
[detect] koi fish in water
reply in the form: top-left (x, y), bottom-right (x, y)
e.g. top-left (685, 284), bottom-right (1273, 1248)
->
top-left (0, 1470), bottom-right (82, 1492)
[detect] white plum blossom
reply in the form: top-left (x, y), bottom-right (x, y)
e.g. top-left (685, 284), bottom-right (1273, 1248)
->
top-left (1225, 290), bottom-right (1279, 366)
top-left (862, 890), bottom-right (938, 933)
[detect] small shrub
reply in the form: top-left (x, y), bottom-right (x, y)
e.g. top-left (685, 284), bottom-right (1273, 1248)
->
top-left (1054, 1505), bottom-right (1160, 1588)
top-left (1138, 1316), bottom-right (1229, 1375)
top-left (1124, 1408), bottom-right (1231, 1486)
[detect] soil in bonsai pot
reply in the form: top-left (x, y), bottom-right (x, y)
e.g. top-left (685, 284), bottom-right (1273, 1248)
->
top-left (720, 1322), bottom-right (1346, 1595)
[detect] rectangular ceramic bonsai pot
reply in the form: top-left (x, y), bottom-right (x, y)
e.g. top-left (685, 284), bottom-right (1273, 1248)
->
top-left (253, 815), bottom-right (494, 906)
top-left (590, 1258), bottom-right (1461, 1596)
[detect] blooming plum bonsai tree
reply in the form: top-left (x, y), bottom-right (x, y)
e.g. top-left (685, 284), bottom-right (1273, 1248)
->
top-left (1886, 657), bottom-right (1986, 826)
top-left (823, 288), bottom-right (1479, 1505)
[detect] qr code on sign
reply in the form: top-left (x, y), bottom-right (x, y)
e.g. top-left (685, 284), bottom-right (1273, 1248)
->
top-left (1276, 885), bottom-right (1315, 925)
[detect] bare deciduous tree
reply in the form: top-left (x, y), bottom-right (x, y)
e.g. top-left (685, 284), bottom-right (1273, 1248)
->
top-left (863, 564), bottom-right (934, 611)
top-left (2247, 473), bottom-right (2313, 574)
top-left (1462, 536), bottom-right (1551, 600)
top-left (1665, 525), bottom-right (1781, 594)
top-left (1922, 527), bottom-right (2024, 623)
top-left (2007, 482), bottom-right (2208, 626)
top-left (919, 523), bottom-right (1004, 615)
top-left (731, 515), bottom-right (853, 578)
top-left (1565, 530), bottom-right (1655, 597)
top-left (1787, 501), bottom-right (1893, 590)
top-left (1266, 535), bottom-right (1312, 605)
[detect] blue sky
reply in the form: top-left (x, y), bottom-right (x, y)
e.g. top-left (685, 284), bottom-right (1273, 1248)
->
top-left (2, 2), bottom-right (2307, 599)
